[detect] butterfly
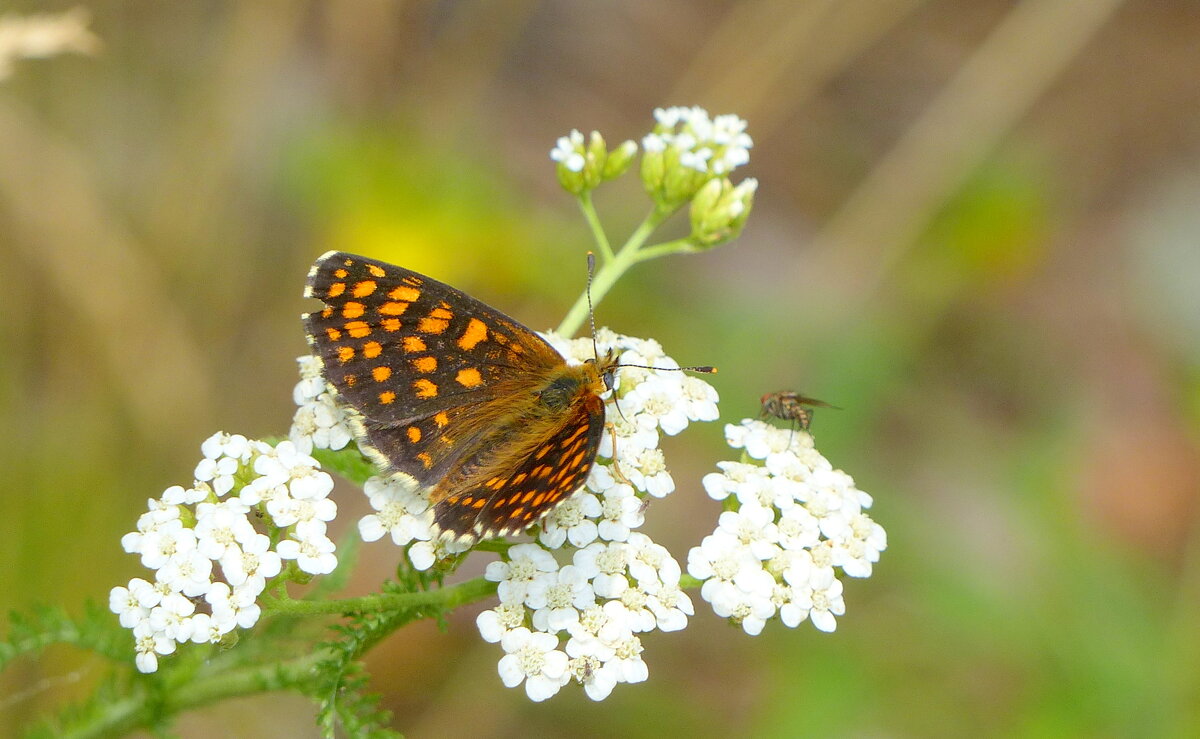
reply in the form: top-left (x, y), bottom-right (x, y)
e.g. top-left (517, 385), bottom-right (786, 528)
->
top-left (759, 390), bottom-right (838, 432)
top-left (302, 251), bottom-right (618, 542)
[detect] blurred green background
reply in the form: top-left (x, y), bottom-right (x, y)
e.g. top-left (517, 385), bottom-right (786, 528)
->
top-left (3, 1), bottom-right (1199, 736)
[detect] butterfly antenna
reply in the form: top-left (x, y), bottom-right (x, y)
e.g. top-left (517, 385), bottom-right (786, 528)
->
top-left (587, 252), bottom-right (601, 363)
top-left (617, 362), bottom-right (718, 374)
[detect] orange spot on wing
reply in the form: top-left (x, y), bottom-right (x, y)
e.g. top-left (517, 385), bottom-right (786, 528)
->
top-left (327, 282), bottom-right (346, 298)
top-left (372, 366), bottom-right (392, 382)
top-left (389, 285), bottom-right (421, 302)
top-left (345, 321), bottom-right (371, 338)
top-left (532, 492), bottom-right (548, 507)
top-left (352, 280), bottom-right (377, 297)
top-left (473, 498), bottom-right (487, 509)
top-left (379, 390), bottom-right (396, 404)
top-left (429, 307), bottom-right (453, 320)
top-left (413, 379), bottom-right (438, 398)
top-left (417, 452), bottom-right (432, 468)
top-left (367, 264), bottom-right (386, 278)
top-left (325, 327), bottom-right (342, 341)
top-left (334, 268), bottom-right (348, 278)
top-left (433, 411), bottom-right (449, 428)
top-left (412, 356), bottom-right (437, 373)
top-left (379, 301), bottom-right (408, 316)
top-left (521, 490), bottom-right (536, 503)
top-left (418, 317), bottom-right (449, 334)
top-left (407, 426), bottom-right (421, 443)
top-left (345, 374), bottom-right (358, 387)
top-left (455, 367), bottom-right (483, 388)
top-left (342, 301), bottom-right (365, 319)
top-left (322, 307), bottom-right (333, 318)
top-left (363, 341), bottom-right (382, 358)
top-left (337, 346), bottom-right (355, 363)
top-left (457, 318), bottom-right (488, 350)
top-left (403, 336), bottom-right (426, 353)
top-left (381, 318), bottom-right (401, 332)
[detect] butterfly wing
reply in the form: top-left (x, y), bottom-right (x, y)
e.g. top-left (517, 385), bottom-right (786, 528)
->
top-left (303, 251), bottom-right (566, 484)
top-left (431, 391), bottom-right (606, 540)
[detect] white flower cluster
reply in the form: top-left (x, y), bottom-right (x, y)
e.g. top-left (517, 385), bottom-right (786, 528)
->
top-left (109, 434), bottom-right (338, 672)
top-left (290, 355), bottom-right (354, 455)
top-left (642, 106), bottom-right (752, 176)
top-left (687, 420), bottom-right (886, 635)
top-left (471, 329), bottom-right (717, 701)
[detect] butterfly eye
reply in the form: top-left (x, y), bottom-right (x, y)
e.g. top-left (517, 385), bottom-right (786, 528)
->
top-left (601, 367), bottom-right (616, 392)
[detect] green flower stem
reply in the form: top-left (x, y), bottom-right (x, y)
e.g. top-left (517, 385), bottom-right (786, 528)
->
top-left (577, 191), bottom-right (614, 263)
top-left (262, 576), bottom-right (497, 617)
top-left (679, 574), bottom-right (704, 590)
top-left (63, 579), bottom-right (497, 736)
top-left (632, 237), bottom-right (703, 263)
top-left (556, 204), bottom-right (675, 338)
top-left (62, 650), bottom-right (328, 739)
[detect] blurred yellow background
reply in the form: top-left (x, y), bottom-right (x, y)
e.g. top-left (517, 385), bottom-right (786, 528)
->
top-left (3, 1), bottom-right (1199, 735)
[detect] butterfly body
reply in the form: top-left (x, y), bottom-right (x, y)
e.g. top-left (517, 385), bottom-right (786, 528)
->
top-left (303, 251), bottom-right (611, 541)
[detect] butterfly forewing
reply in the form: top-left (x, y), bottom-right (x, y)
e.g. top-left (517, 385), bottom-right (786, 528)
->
top-left (303, 251), bottom-right (608, 541)
top-left (304, 252), bottom-right (563, 425)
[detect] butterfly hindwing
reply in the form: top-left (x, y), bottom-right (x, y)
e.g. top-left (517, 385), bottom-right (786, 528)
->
top-left (431, 393), bottom-right (606, 539)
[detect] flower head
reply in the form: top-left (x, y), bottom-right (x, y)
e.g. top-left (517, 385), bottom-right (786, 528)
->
top-left (687, 419), bottom-right (885, 635)
top-left (640, 107), bottom-right (753, 209)
top-left (111, 435), bottom-right (338, 672)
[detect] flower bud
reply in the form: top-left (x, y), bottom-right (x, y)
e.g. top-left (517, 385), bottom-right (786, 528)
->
top-left (689, 177), bottom-right (757, 247)
top-left (603, 139), bottom-right (638, 180)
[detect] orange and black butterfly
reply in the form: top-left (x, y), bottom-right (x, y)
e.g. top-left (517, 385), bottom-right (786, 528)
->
top-left (759, 390), bottom-right (838, 433)
top-left (303, 251), bottom-right (619, 542)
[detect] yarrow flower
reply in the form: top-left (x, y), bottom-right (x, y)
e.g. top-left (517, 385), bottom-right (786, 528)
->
top-left (688, 419), bottom-right (886, 635)
top-left (109, 434), bottom-right (337, 672)
top-left (641, 106), bottom-right (754, 209)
